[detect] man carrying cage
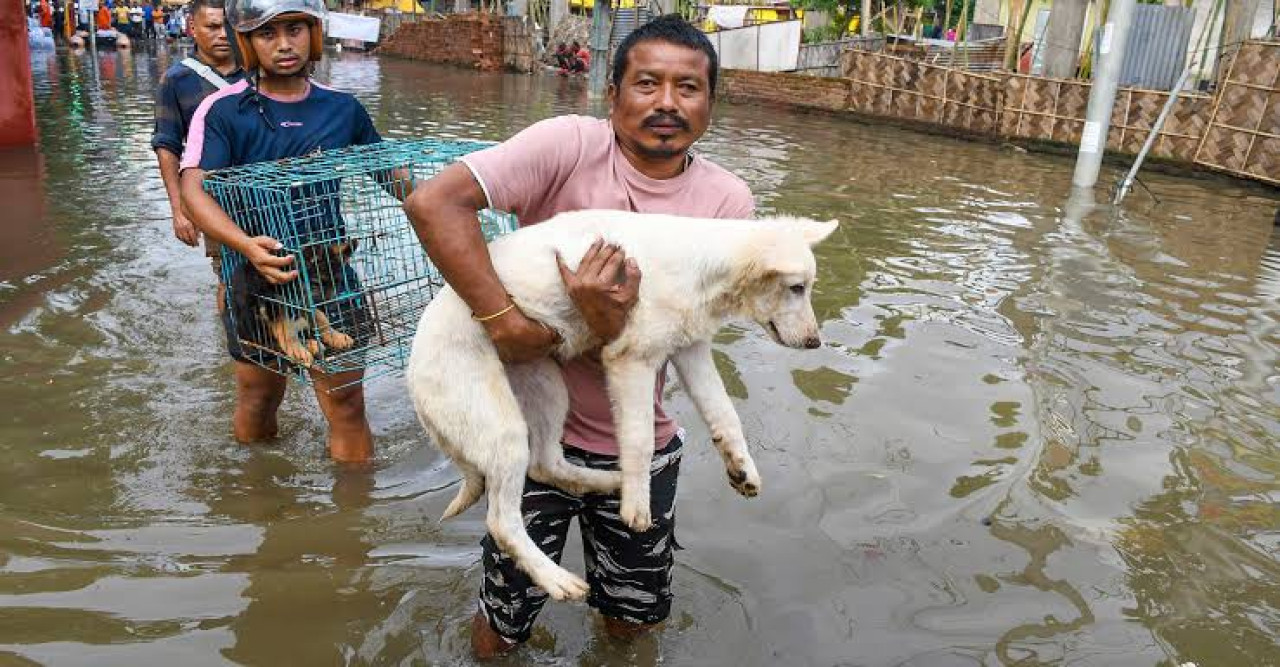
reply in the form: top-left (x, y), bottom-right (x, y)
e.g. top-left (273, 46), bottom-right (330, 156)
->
top-left (180, 0), bottom-right (405, 464)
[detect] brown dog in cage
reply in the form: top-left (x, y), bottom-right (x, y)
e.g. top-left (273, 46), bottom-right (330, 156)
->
top-left (229, 239), bottom-right (360, 369)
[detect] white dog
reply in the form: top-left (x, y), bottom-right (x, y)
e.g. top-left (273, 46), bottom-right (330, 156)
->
top-left (407, 210), bottom-right (837, 601)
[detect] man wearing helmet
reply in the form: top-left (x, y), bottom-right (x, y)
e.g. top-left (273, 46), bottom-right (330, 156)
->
top-left (179, 0), bottom-right (391, 464)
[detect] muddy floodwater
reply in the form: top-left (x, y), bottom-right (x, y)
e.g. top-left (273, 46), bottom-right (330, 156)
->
top-left (2, 47), bottom-right (1278, 667)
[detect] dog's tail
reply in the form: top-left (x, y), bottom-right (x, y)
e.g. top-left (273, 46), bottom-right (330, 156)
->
top-left (441, 471), bottom-right (485, 521)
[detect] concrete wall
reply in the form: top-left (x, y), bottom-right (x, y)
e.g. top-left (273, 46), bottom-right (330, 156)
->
top-left (719, 69), bottom-right (851, 111)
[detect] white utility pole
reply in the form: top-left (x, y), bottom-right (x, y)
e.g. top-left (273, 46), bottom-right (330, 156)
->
top-left (1071, 0), bottom-right (1137, 189)
top-left (587, 0), bottom-right (611, 97)
top-left (88, 0), bottom-right (98, 51)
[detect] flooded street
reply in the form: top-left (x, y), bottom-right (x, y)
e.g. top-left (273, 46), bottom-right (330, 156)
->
top-left (2, 46), bottom-right (1278, 666)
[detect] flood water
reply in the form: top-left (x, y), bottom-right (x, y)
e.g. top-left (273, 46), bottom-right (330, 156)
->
top-left (2, 46), bottom-right (1278, 667)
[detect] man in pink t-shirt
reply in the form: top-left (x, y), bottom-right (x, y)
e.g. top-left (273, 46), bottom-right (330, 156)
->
top-left (404, 15), bottom-right (753, 658)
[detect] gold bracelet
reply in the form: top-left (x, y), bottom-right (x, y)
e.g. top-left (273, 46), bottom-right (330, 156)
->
top-left (472, 301), bottom-right (517, 322)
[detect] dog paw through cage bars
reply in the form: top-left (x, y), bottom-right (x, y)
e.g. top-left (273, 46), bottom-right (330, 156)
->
top-left (203, 139), bottom-right (518, 388)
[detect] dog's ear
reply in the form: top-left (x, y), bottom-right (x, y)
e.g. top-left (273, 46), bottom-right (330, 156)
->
top-left (799, 219), bottom-right (839, 247)
top-left (330, 238), bottom-right (357, 260)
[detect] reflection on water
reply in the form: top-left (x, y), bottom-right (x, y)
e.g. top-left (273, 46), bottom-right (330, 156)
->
top-left (1, 47), bottom-right (1277, 666)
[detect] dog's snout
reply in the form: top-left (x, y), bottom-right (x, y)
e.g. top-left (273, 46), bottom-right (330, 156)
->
top-left (804, 337), bottom-right (821, 349)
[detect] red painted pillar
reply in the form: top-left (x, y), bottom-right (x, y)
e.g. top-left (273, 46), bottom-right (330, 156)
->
top-left (0, 0), bottom-right (38, 148)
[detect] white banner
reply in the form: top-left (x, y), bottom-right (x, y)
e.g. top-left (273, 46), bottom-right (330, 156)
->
top-left (327, 13), bottom-right (382, 43)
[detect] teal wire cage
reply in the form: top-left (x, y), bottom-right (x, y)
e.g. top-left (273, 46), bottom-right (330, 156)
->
top-left (203, 138), bottom-right (517, 386)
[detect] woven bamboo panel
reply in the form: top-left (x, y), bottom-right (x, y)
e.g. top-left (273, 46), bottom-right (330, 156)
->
top-left (1057, 82), bottom-right (1090, 145)
top-left (1216, 85), bottom-right (1263, 129)
top-left (1107, 91), bottom-right (1128, 150)
top-left (998, 71), bottom-right (1214, 161)
top-left (921, 64), bottom-right (947, 99)
top-left (1249, 137), bottom-right (1280, 181)
top-left (970, 74), bottom-right (1002, 133)
top-left (892, 58), bottom-right (916, 91)
top-left (893, 88), bottom-right (921, 120)
top-left (1194, 40), bottom-right (1280, 185)
top-left (942, 71), bottom-right (969, 129)
top-left (920, 93), bottom-right (945, 123)
top-left (835, 45), bottom-right (1275, 185)
top-left (1021, 78), bottom-right (1058, 140)
top-left (1200, 125), bottom-right (1254, 171)
top-left (1001, 76), bottom-right (1025, 136)
top-left (1230, 41), bottom-right (1276, 86)
top-left (1160, 96), bottom-right (1210, 160)
top-left (1262, 91), bottom-right (1280, 134)
top-left (973, 76), bottom-right (1003, 111)
top-left (871, 86), bottom-right (894, 116)
top-left (842, 49), bottom-right (1004, 135)
top-left (919, 66), bottom-right (948, 123)
top-left (1121, 90), bottom-right (1161, 153)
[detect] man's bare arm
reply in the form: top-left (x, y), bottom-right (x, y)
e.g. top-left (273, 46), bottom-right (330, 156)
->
top-left (181, 168), bottom-right (297, 284)
top-left (377, 166), bottom-right (415, 202)
top-left (156, 148), bottom-right (199, 247)
top-left (402, 163), bottom-right (557, 363)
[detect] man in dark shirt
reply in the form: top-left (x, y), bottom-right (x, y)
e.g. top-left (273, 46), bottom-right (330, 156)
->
top-left (180, 0), bottom-right (406, 464)
top-left (152, 0), bottom-right (241, 253)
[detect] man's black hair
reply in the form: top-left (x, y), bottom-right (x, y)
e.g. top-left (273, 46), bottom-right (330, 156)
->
top-left (190, 0), bottom-right (224, 16)
top-left (611, 14), bottom-right (719, 94)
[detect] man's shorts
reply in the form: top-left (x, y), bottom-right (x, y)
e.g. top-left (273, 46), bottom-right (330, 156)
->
top-left (478, 435), bottom-right (684, 643)
top-left (208, 238), bottom-right (224, 280)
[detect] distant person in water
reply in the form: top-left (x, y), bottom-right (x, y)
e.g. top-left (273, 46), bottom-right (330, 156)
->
top-left (569, 40), bottom-right (589, 74)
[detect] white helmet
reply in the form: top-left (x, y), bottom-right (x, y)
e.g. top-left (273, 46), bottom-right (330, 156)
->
top-left (225, 0), bottom-right (326, 69)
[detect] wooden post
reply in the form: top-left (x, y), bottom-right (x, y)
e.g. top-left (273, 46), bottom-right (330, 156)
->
top-left (950, 0), bottom-right (970, 66)
top-left (1004, 0), bottom-right (1034, 71)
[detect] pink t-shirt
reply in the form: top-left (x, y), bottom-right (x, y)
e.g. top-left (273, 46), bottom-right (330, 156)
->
top-left (461, 115), bottom-right (755, 456)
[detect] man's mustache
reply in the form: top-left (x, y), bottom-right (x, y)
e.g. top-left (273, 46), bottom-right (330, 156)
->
top-left (642, 113), bottom-right (689, 130)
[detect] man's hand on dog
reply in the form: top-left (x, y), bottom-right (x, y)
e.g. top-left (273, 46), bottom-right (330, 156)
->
top-left (557, 239), bottom-right (642, 345)
top-left (245, 236), bottom-right (299, 284)
top-left (484, 310), bottom-right (561, 364)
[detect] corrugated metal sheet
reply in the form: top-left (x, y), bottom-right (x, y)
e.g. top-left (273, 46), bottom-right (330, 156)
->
top-left (797, 37), bottom-right (868, 71)
top-left (611, 7), bottom-right (654, 48)
top-left (1120, 4), bottom-right (1194, 90)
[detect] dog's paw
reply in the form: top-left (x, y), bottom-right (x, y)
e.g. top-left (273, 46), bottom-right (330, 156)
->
top-left (326, 331), bottom-right (354, 350)
top-left (283, 344), bottom-right (315, 368)
top-left (535, 565), bottom-right (590, 602)
top-left (619, 496), bottom-right (653, 532)
top-left (727, 457), bottom-right (762, 498)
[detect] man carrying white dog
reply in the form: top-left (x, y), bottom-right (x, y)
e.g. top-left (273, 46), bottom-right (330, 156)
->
top-left (403, 15), bottom-right (752, 658)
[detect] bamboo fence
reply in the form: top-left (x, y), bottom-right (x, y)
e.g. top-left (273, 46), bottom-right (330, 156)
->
top-left (1194, 40), bottom-right (1280, 185)
top-left (1001, 73), bottom-right (1212, 161)
top-left (836, 46), bottom-right (1277, 181)
top-left (843, 50), bottom-right (1005, 135)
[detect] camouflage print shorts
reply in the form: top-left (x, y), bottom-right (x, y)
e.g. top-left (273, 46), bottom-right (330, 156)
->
top-left (478, 435), bottom-right (684, 643)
